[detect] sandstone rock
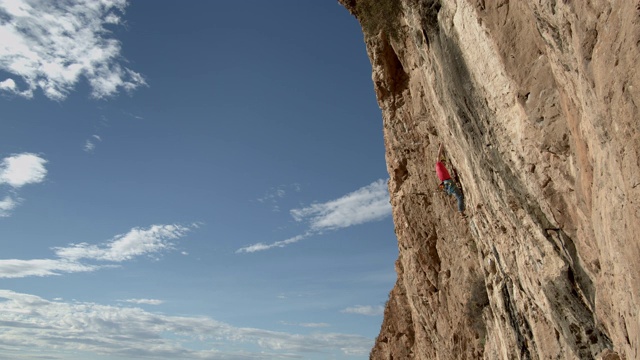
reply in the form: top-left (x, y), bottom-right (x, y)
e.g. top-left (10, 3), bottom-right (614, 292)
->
top-left (339, 0), bottom-right (639, 359)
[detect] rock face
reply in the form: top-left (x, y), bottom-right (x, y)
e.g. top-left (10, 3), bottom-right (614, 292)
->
top-left (340, 1), bottom-right (639, 359)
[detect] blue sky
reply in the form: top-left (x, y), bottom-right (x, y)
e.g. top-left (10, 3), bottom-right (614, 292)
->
top-left (0, 1), bottom-right (397, 359)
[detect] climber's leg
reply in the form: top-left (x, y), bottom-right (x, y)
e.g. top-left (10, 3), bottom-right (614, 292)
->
top-left (444, 180), bottom-right (465, 213)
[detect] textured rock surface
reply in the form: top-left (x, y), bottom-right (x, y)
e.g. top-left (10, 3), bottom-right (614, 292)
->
top-left (340, 0), bottom-right (639, 359)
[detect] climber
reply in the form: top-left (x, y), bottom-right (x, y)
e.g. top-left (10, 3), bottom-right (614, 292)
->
top-left (436, 143), bottom-right (465, 217)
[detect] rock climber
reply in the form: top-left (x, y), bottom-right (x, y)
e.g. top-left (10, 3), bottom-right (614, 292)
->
top-left (436, 143), bottom-right (465, 217)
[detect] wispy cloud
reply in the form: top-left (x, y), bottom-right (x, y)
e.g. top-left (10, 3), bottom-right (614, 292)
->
top-left (238, 179), bottom-right (391, 253)
top-left (0, 153), bottom-right (47, 216)
top-left (281, 321), bottom-right (331, 328)
top-left (0, 224), bottom-right (192, 278)
top-left (0, 196), bottom-right (17, 217)
top-left (236, 233), bottom-right (310, 254)
top-left (0, 290), bottom-right (372, 359)
top-left (0, 258), bottom-right (99, 278)
top-left (0, 0), bottom-right (146, 100)
top-left (120, 298), bottom-right (164, 305)
top-left (341, 305), bottom-right (385, 316)
top-left (83, 140), bottom-right (96, 152)
top-left (256, 183), bottom-right (301, 212)
top-left (291, 179), bottom-right (391, 231)
top-left (257, 188), bottom-right (286, 203)
top-left (53, 224), bottom-right (189, 262)
top-left (301, 322), bottom-right (330, 328)
top-left (83, 135), bottom-right (102, 153)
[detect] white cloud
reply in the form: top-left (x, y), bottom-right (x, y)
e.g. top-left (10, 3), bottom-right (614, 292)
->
top-left (0, 258), bottom-right (100, 278)
top-left (281, 321), bottom-right (330, 328)
top-left (341, 305), bottom-right (385, 316)
top-left (0, 196), bottom-right (17, 217)
top-left (54, 224), bottom-right (189, 262)
top-left (0, 0), bottom-right (146, 100)
top-left (236, 233), bottom-right (309, 254)
top-left (0, 153), bottom-right (47, 216)
top-left (121, 298), bottom-right (164, 305)
top-left (0, 153), bottom-right (47, 188)
top-left (0, 78), bottom-right (17, 91)
top-left (291, 179), bottom-right (391, 231)
top-left (0, 290), bottom-right (372, 359)
top-left (83, 140), bottom-right (96, 152)
top-left (301, 322), bottom-right (330, 328)
top-left (257, 187), bottom-right (286, 203)
top-left (238, 179), bottom-right (391, 253)
top-left (0, 224), bottom-right (191, 278)
top-left (84, 135), bottom-right (102, 153)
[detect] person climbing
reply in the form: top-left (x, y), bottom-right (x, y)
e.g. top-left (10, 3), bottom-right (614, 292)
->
top-left (436, 142), bottom-right (465, 217)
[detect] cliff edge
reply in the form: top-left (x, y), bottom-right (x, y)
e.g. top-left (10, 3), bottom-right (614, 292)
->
top-left (339, 1), bottom-right (639, 359)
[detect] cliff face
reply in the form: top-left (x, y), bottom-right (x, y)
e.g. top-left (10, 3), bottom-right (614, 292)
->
top-left (340, 1), bottom-right (640, 359)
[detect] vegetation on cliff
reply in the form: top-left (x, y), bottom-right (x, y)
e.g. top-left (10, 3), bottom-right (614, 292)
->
top-left (354, 0), bottom-right (402, 38)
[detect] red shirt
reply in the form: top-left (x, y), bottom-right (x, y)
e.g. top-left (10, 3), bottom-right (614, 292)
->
top-left (436, 161), bottom-right (451, 181)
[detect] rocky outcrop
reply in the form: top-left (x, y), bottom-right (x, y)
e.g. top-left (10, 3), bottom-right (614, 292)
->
top-left (340, 0), bottom-right (639, 359)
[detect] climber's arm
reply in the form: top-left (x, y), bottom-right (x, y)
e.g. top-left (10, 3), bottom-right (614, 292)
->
top-left (437, 143), bottom-right (444, 162)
